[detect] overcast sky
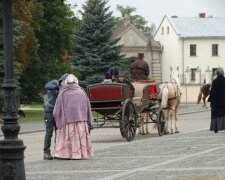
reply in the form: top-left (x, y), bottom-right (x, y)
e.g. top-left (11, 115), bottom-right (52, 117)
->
top-left (66, 0), bottom-right (225, 28)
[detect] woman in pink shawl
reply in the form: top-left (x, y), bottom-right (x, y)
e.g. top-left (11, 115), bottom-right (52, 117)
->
top-left (53, 74), bottom-right (93, 159)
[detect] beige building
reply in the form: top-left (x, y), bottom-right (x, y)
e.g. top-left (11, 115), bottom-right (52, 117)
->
top-left (113, 18), bottom-right (162, 83)
top-left (154, 13), bottom-right (225, 85)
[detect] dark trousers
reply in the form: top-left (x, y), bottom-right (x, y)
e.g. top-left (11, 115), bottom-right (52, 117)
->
top-left (43, 112), bottom-right (55, 154)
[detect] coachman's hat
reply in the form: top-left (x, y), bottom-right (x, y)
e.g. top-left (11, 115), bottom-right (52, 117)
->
top-left (118, 72), bottom-right (125, 77)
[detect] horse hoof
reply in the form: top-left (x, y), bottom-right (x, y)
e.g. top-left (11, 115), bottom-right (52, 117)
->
top-left (165, 131), bottom-right (169, 135)
top-left (175, 130), bottom-right (180, 133)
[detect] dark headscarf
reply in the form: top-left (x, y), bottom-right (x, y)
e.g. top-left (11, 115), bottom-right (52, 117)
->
top-left (216, 67), bottom-right (224, 76)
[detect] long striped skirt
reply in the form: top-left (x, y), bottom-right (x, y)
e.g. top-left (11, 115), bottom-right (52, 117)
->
top-left (54, 122), bottom-right (93, 159)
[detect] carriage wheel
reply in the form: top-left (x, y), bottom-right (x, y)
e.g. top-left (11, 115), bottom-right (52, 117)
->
top-left (119, 122), bottom-right (125, 138)
top-left (121, 99), bottom-right (137, 142)
top-left (157, 108), bottom-right (165, 136)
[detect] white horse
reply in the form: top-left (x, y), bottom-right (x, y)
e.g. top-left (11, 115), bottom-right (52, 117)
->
top-left (158, 66), bottom-right (181, 134)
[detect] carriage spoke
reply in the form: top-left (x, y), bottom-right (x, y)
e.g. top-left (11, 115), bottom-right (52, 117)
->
top-left (130, 125), bottom-right (135, 136)
top-left (125, 124), bottom-right (130, 137)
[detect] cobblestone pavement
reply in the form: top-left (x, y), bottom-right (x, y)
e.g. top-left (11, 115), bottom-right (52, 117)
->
top-left (22, 109), bottom-right (225, 179)
top-left (2, 103), bottom-right (223, 180)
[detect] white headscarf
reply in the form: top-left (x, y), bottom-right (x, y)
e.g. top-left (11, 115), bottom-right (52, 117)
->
top-left (65, 74), bottom-right (79, 84)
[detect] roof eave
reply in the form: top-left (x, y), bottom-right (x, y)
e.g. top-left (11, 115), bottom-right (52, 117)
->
top-left (179, 35), bottom-right (225, 39)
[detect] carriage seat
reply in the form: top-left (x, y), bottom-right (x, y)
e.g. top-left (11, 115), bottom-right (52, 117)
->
top-left (132, 80), bottom-right (159, 107)
top-left (132, 82), bottom-right (150, 106)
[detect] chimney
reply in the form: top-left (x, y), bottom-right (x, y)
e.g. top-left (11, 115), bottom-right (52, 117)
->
top-left (198, 13), bottom-right (206, 18)
top-left (171, 15), bottom-right (178, 18)
top-left (124, 9), bottom-right (130, 25)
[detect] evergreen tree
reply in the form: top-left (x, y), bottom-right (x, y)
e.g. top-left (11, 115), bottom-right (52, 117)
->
top-left (72, 0), bottom-right (126, 87)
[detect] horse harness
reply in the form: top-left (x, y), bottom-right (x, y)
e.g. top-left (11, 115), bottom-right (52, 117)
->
top-left (162, 81), bottom-right (181, 111)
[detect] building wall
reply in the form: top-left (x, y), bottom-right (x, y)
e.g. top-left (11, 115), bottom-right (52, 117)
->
top-left (118, 29), bottom-right (148, 46)
top-left (180, 85), bottom-right (201, 103)
top-left (151, 49), bottom-right (162, 83)
top-left (154, 17), bottom-right (182, 83)
top-left (183, 38), bottom-right (225, 83)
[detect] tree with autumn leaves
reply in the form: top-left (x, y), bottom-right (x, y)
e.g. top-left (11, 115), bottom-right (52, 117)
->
top-left (20, 0), bottom-right (79, 101)
top-left (0, 0), bottom-right (79, 103)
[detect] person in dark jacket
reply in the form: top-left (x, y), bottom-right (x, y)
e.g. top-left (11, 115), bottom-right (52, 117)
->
top-left (116, 72), bottom-right (135, 97)
top-left (43, 73), bottom-right (68, 160)
top-left (209, 67), bottom-right (225, 133)
top-left (130, 53), bottom-right (149, 80)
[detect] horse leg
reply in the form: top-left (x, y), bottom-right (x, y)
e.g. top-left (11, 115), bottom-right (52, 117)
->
top-left (138, 115), bottom-right (142, 134)
top-left (138, 114), bottom-right (145, 135)
top-left (145, 112), bottom-right (149, 134)
top-left (169, 111), bottom-right (173, 134)
top-left (203, 96), bottom-right (209, 108)
top-left (170, 110), bottom-right (176, 134)
top-left (142, 113), bottom-right (146, 135)
top-left (174, 109), bottom-right (180, 133)
top-left (197, 89), bottom-right (202, 104)
top-left (202, 96), bottom-right (206, 108)
top-left (165, 109), bottom-right (171, 134)
top-left (138, 114), bottom-right (142, 134)
top-left (174, 100), bottom-right (180, 133)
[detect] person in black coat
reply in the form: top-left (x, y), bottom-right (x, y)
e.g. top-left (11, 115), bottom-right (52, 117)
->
top-left (209, 67), bottom-right (225, 133)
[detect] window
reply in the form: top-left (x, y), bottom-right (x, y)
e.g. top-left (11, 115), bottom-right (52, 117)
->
top-left (191, 68), bottom-right (196, 80)
top-left (212, 44), bottom-right (218, 56)
top-left (161, 27), bottom-right (164, 35)
top-left (167, 26), bottom-right (169, 34)
top-left (190, 44), bottom-right (196, 56)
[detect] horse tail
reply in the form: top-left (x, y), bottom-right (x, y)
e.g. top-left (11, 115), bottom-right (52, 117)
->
top-left (197, 87), bottom-right (202, 104)
top-left (161, 85), bottom-right (169, 108)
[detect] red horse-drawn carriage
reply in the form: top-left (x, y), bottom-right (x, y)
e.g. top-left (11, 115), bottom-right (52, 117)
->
top-left (86, 80), bottom-right (165, 141)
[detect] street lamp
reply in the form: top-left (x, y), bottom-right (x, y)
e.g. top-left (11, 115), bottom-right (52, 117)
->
top-left (0, 0), bottom-right (26, 179)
